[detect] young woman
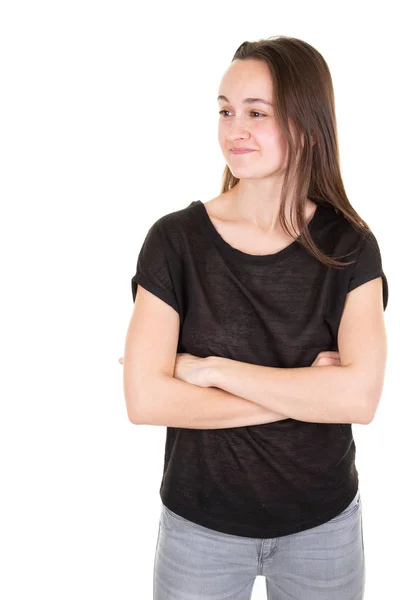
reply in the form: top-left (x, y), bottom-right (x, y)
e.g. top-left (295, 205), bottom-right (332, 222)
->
top-left (122, 36), bottom-right (388, 600)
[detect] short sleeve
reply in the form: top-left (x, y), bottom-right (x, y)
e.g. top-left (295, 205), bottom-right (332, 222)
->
top-left (131, 218), bottom-right (182, 319)
top-left (348, 230), bottom-right (389, 311)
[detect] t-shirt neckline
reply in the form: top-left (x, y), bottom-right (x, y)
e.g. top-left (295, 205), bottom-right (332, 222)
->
top-left (193, 200), bottom-right (324, 264)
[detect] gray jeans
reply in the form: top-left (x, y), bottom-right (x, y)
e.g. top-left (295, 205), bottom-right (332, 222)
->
top-left (153, 488), bottom-right (365, 599)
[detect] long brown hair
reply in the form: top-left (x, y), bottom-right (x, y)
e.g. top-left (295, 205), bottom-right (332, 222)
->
top-left (221, 36), bottom-right (370, 268)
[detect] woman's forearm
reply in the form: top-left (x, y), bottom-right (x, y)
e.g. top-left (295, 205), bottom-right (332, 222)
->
top-left (207, 357), bottom-right (368, 424)
top-left (129, 375), bottom-right (289, 429)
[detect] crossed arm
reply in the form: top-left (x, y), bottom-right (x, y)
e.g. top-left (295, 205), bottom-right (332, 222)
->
top-left (126, 278), bottom-right (386, 428)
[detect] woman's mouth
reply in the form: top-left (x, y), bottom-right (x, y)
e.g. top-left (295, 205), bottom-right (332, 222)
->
top-left (230, 149), bottom-right (256, 154)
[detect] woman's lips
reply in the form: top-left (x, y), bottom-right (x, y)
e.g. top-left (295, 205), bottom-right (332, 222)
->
top-left (230, 149), bottom-right (256, 154)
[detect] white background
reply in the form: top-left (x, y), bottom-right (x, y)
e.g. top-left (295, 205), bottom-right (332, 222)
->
top-left (1, 1), bottom-right (398, 598)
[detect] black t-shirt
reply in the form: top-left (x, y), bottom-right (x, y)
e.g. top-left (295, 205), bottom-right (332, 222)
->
top-left (131, 199), bottom-right (388, 539)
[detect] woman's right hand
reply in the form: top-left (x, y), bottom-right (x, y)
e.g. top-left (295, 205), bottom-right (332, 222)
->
top-left (311, 350), bottom-right (341, 367)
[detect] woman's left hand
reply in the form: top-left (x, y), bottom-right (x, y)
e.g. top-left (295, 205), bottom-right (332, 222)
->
top-left (173, 353), bottom-right (212, 387)
top-left (118, 353), bottom-right (213, 387)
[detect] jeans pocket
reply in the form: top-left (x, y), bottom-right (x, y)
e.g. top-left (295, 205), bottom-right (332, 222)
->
top-left (328, 489), bottom-right (361, 524)
top-left (160, 503), bottom-right (191, 529)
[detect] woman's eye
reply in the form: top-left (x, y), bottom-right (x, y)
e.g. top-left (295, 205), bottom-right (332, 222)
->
top-left (218, 110), bottom-right (265, 118)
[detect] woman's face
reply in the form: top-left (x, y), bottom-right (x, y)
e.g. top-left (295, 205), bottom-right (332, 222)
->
top-left (217, 59), bottom-right (290, 181)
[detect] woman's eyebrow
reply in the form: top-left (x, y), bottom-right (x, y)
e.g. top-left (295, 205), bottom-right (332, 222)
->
top-left (217, 95), bottom-right (273, 107)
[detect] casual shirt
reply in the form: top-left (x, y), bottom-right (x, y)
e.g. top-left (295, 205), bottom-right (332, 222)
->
top-left (131, 198), bottom-right (388, 538)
